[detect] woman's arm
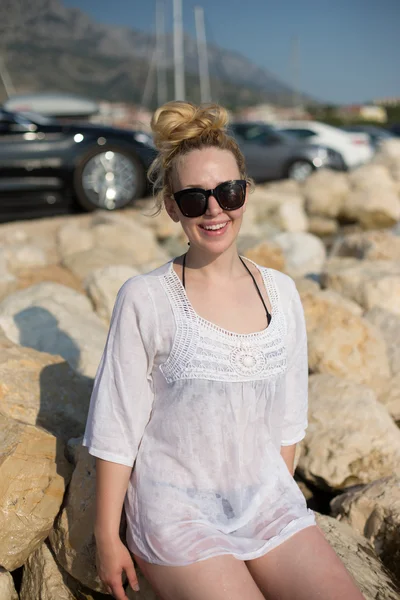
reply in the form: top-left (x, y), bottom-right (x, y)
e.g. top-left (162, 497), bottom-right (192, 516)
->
top-left (280, 444), bottom-right (296, 477)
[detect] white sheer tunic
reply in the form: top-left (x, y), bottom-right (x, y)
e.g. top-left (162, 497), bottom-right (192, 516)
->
top-left (83, 259), bottom-right (315, 566)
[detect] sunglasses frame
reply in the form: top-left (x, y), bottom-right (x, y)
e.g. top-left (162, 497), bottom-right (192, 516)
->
top-left (173, 179), bottom-right (247, 218)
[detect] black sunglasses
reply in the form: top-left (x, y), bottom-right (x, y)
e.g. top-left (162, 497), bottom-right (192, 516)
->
top-left (173, 179), bottom-right (247, 218)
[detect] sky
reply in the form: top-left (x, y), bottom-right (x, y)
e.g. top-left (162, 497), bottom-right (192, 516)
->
top-left (62, 0), bottom-right (400, 105)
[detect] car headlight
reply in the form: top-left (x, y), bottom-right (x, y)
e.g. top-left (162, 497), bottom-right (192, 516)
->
top-left (134, 132), bottom-right (155, 148)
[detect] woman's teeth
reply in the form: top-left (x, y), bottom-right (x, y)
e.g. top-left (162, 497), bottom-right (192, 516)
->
top-left (201, 222), bottom-right (228, 230)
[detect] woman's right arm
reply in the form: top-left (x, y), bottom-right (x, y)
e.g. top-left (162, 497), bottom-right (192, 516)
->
top-left (95, 459), bottom-right (139, 599)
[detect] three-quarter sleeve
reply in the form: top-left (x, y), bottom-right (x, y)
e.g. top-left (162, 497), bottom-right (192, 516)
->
top-left (82, 276), bottom-right (157, 467)
top-left (280, 281), bottom-right (309, 446)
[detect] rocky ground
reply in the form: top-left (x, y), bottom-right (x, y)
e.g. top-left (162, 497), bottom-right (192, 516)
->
top-left (1, 140), bottom-right (400, 599)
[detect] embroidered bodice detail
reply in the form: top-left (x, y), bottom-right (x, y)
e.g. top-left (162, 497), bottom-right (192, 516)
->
top-left (160, 261), bottom-right (287, 383)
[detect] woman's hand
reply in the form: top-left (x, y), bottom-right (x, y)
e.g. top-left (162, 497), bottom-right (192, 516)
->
top-left (96, 537), bottom-right (140, 599)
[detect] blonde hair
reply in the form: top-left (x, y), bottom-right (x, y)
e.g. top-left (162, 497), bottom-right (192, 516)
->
top-left (148, 101), bottom-right (251, 214)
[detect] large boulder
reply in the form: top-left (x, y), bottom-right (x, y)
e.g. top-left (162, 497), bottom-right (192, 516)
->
top-left (298, 374), bottom-right (400, 491)
top-left (243, 241), bottom-right (286, 272)
top-left (0, 414), bottom-right (71, 570)
top-left (0, 332), bottom-right (92, 440)
top-left (340, 188), bottom-right (400, 229)
top-left (316, 514), bottom-right (400, 599)
top-left (330, 477), bottom-right (400, 582)
top-left (272, 232), bottom-right (326, 277)
top-left (378, 375), bottom-right (400, 424)
top-left (322, 258), bottom-right (400, 317)
top-left (20, 542), bottom-right (76, 600)
top-left (330, 229), bottom-right (400, 261)
top-left (0, 249), bottom-right (16, 300)
top-left (4, 244), bottom-right (49, 272)
top-left (0, 569), bottom-right (18, 600)
top-left (303, 170), bottom-right (350, 218)
top-left (84, 265), bottom-right (139, 324)
top-left (0, 282), bottom-right (107, 377)
top-left (300, 286), bottom-right (390, 393)
top-left (57, 222), bottom-right (95, 259)
top-left (365, 307), bottom-right (400, 375)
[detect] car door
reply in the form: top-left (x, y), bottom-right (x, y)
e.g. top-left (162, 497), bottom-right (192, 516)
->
top-left (232, 125), bottom-right (287, 181)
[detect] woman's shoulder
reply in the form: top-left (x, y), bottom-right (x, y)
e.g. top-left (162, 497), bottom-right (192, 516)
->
top-left (116, 260), bottom-right (173, 304)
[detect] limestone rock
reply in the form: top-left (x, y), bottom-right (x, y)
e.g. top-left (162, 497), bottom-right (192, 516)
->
top-left (0, 333), bottom-right (92, 440)
top-left (348, 164), bottom-right (395, 191)
top-left (273, 198), bottom-right (308, 232)
top-left (0, 414), bottom-right (71, 570)
top-left (300, 286), bottom-right (390, 392)
top-left (49, 445), bottom-right (103, 591)
top-left (298, 374), bottom-right (400, 490)
top-left (20, 542), bottom-right (76, 600)
top-left (308, 216), bottom-right (339, 237)
top-left (330, 477), bottom-right (400, 582)
top-left (316, 513), bottom-right (400, 599)
top-left (57, 222), bottom-right (95, 259)
top-left (365, 307), bottom-right (400, 375)
top-left (0, 282), bottom-right (107, 378)
top-left (15, 264), bottom-right (84, 295)
top-left (243, 241), bottom-right (286, 271)
top-left (272, 232), bottom-right (326, 276)
top-left (0, 569), bottom-right (18, 600)
top-left (0, 249), bottom-right (17, 300)
top-left (341, 188), bottom-right (400, 229)
top-left (5, 244), bottom-right (48, 272)
top-left (303, 170), bottom-right (350, 218)
top-left (85, 266), bottom-right (140, 323)
top-left (378, 375), bottom-right (400, 424)
top-left (323, 258), bottom-right (400, 316)
top-left (330, 229), bottom-right (400, 261)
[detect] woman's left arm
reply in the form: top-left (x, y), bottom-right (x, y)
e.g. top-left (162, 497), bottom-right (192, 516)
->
top-left (280, 444), bottom-right (296, 476)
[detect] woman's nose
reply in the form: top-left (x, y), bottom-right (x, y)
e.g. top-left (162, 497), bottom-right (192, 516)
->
top-left (205, 194), bottom-right (222, 216)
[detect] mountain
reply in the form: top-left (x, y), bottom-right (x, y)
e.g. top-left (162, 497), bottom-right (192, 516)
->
top-left (0, 0), bottom-right (311, 108)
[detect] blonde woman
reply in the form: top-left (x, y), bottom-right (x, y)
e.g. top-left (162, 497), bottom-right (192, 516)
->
top-left (83, 101), bottom-right (365, 600)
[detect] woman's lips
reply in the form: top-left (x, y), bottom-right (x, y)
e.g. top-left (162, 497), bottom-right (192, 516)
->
top-left (198, 222), bottom-right (230, 236)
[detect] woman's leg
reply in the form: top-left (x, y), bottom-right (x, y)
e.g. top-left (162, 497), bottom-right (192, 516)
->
top-left (246, 525), bottom-right (365, 600)
top-left (134, 553), bottom-right (266, 600)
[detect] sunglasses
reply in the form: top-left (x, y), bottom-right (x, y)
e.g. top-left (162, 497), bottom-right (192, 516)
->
top-left (173, 179), bottom-right (247, 218)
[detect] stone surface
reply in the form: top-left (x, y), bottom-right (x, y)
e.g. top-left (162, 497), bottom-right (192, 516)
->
top-left (49, 445), bottom-right (104, 592)
top-left (5, 244), bottom-right (48, 272)
top-left (341, 188), bottom-right (400, 229)
top-left (308, 216), bottom-right (339, 236)
top-left (85, 265), bottom-right (139, 323)
top-left (57, 222), bottom-right (95, 259)
top-left (15, 264), bottom-right (85, 294)
top-left (365, 307), bottom-right (400, 375)
top-left (20, 542), bottom-right (76, 600)
top-left (0, 282), bottom-right (107, 377)
top-left (0, 414), bottom-right (71, 570)
top-left (0, 332), bottom-right (92, 440)
top-left (303, 170), bottom-right (350, 218)
top-left (330, 229), bottom-right (400, 261)
top-left (323, 258), bottom-right (400, 316)
top-left (316, 513), bottom-right (400, 599)
top-left (330, 476), bottom-right (400, 582)
top-left (274, 198), bottom-right (308, 232)
top-left (0, 569), bottom-right (18, 600)
top-left (378, 375), bottom-right (400, 424)
top-left (243, 241), bottom-right (286, 271)
top-left (298, 374), bottom-right (400, 490)
top-left (300, 286), bottom-right (390, 393)
top-left (272, 231), bottom-right (326, 276)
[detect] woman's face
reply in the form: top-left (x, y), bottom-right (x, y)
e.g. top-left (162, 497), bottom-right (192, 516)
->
top-left (165, 147), bottom-right (247, 255)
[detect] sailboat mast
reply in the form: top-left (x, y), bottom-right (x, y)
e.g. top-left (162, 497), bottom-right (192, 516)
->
top-left (194, 6), bottom-right (211, 103)
top-left (173, 0), bottom-right (185, 100)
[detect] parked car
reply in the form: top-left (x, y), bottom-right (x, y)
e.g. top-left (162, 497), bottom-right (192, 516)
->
top-left (0, 109), bottom-right (156, 222)
top-left (390, 124), bottom-right (400, 137)
top-left (230, 122), bottom-right (346, 182)
top-left (274, 121), bottom-right (374, 170)
top-left (341, 124), bottom-right (396, 149)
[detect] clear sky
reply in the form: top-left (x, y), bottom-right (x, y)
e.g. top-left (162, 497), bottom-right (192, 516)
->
top-left (62, 0), bottom-right (399, 105)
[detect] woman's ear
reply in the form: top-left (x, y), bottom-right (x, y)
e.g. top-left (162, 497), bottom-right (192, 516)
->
top-left (164, 195), bottom-right (180, 223)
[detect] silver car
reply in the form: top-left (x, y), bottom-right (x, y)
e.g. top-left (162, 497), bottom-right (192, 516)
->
top-left (230, 122), bottom-right (346, 182)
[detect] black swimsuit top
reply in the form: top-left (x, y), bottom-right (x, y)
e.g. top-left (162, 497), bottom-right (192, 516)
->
top-left (181, 254), bottom-right (272, 326)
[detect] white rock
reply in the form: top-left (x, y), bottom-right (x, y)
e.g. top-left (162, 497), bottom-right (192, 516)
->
top-left (0, 569), bottom-right (18, 600)
top-left (272, 232), bottom-right (326, 276)
top-left (303, 169), bottom-right (350, 218)
top-left (0, 282), bottom-right (107, 377)
top-left (341, 188), bottom-right (400, 229)
top-left (5, 244), bottom-right (48, 272)
top-left (85, 265), bottom-right (139, 323)
top-left (57, 222), bottom-right (94, 259)
top-left (365, 307), bottom-right (400, 375)
top-left (298, 374), bottom-right (400, 490)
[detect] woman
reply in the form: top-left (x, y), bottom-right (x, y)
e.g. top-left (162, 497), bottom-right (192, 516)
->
top-left (83, 101), bottom-right (365, 600)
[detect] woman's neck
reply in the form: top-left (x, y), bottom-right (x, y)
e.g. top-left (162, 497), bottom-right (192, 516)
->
top-left (183, 245), bottom-right (245, 282)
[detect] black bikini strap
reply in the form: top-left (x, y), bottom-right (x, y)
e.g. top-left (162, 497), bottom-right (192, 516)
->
top-left (182, 254), bottom-right (271, 325)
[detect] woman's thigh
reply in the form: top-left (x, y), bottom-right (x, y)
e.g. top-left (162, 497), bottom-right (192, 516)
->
top-left (246, 525), bottom-right (365, 600)
top-left (134, 553), bottom-right (266, 600)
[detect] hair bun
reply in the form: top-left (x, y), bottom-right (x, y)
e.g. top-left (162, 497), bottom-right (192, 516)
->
top-left (151, 101), bottom-right (229, 150)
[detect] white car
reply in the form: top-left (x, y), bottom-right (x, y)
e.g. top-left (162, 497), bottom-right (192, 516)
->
top-left (274, 121), bottom-right (374, 169)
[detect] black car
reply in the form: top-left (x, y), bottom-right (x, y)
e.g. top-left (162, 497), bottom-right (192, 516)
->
top-left (0, 109), bottom-right (157, 221)
top-left (230, 122), bottom-right (346, 182)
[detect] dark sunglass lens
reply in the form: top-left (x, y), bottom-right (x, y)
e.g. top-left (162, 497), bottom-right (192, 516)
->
top-left (179, 191), bottom-right (207, 217)
top-left (217, 182), bottom-right (244, 210)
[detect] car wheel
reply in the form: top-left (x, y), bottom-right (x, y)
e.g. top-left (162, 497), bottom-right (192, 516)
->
top-left (286, 160), bottom-right (315, 182)
top-left (73, 146), bottom-right (146, 211)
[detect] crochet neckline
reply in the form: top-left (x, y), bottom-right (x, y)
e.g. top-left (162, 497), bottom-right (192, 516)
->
top-left (168, 258), bottom-right (278, 339)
